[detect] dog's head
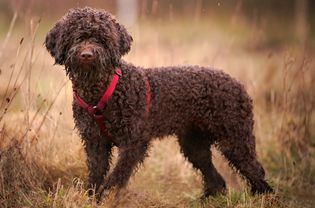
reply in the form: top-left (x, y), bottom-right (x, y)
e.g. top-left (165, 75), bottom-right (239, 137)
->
top-left (45, 7), bottom-right (132, 76)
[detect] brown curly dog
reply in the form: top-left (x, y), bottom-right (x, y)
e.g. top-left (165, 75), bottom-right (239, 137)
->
top-left (45, 7), bottom-right (273, 200)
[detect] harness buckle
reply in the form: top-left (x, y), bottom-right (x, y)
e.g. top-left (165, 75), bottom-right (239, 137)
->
top-left (93, 106), bottom-right (103, 116)
top-left (115, 69), bottom-right (122, 77)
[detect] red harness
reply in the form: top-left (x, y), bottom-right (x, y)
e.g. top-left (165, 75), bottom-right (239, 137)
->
top-left (73, 68), bottom-right (151, 142)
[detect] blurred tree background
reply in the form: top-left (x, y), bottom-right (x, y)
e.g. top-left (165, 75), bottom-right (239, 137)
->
top-left (0, 0), bottom-right (314, 47)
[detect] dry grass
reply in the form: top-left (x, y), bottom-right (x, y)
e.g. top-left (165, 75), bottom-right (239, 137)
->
top-left (0, 14), bottom-right (314, 208)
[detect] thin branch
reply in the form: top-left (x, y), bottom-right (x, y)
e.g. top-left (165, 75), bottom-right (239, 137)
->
top-left (0, 11), bottom-right (18, 60)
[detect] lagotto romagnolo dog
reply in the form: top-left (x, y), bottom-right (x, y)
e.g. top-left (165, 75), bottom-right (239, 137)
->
top-left (45, 7), bottom-right (273, 200)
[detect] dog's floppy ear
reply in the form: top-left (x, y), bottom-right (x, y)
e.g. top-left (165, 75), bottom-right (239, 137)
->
top-left (45, 23), bottom-right (60, 59)
top-left (115, 22), bottom-right (133, 56)
top-left (45, 22), bottom-right (65, 64)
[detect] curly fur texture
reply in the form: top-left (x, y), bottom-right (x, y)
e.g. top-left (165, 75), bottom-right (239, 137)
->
top-left (45, 7), bottom-right (273, 200)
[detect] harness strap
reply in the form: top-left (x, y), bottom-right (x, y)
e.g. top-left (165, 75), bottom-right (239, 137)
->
top-left (74, 69), bottom-right (122, 114)
top-left (145, 79), bottom-right (152, 114)
top-left (94, 115), bottom-right (110, 135)
top-left (73, 68), bottom-right (152, 144)
top-left (97, 69), bottom-right (122, 110)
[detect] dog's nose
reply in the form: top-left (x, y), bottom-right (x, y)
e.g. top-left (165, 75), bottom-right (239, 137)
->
top-left (79, 50), bottom-right (95, 61)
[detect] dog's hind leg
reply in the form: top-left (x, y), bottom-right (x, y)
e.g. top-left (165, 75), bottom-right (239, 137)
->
top-left (178, 127), bottom-right (226, 197)
top-left (216, 129), bottom-right (273, 194)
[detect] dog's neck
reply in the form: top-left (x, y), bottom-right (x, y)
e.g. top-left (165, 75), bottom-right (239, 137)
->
top-left (70, 66), bottom-right (116, 104)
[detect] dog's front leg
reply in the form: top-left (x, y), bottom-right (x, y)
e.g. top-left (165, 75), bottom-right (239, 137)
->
top-left (83, 137), bottom-right (113, 196)
top-left (97, 139), bottom-right (149, 198)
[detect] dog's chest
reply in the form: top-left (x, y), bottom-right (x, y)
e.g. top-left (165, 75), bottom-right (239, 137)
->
top-left (74, 82), bottom-right (109, 105)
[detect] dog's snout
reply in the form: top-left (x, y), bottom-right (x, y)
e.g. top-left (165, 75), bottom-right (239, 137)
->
top-left (80, 50), bottom-right (95, 60)
top-left (79, 47), bottom-right (96, 63)
top-left (81, 51), bottom-right (93, 59)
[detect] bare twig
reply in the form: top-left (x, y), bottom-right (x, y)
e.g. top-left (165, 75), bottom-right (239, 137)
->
top-left (25, 18), bottom-right (41, 132)
top-left (0, 38), bottom-right (24, 111)
top-left (35, 80), bottom-right (69, 134)
top-left (0, 12), bottom-right (18, 61)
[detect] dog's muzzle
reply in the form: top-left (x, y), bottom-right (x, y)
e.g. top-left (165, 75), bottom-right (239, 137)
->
top-left (79, 48), bottom-right (96, 64)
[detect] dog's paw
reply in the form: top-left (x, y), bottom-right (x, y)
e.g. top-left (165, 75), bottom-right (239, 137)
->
top-left (251, 179), bottom-right (274, 195)
top-left (96, 187), bottom-right (121, 205)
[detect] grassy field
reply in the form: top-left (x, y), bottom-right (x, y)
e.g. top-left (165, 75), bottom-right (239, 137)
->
top-left (0, 13), bottom-right (315, 208)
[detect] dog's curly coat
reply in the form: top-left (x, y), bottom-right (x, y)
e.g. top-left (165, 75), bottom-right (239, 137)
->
top-left (45, 7), bottom-right (273, 199)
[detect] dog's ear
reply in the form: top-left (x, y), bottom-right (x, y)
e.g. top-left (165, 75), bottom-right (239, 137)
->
top-left (115, 22), bottom-right (133, 56)
top-left (45, 23), bottom-right (60, 60)
top-left (45, 22), bottom-right (65, 65)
